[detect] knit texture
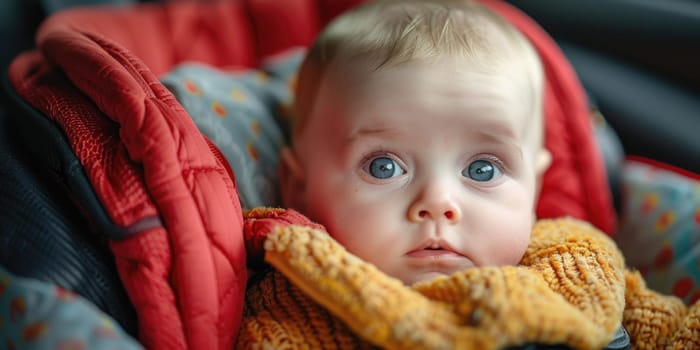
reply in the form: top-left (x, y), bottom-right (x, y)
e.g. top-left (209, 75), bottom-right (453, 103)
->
top-left (237, 210), bottom-right (700, 349)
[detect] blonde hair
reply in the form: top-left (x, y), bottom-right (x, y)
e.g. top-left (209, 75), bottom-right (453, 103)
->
top-left (293, 0), bottom-right (543, 146)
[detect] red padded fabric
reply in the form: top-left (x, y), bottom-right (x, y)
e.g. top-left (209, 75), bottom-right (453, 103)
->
top-left (12, 23), bottom-right (247, 350)
top-left (37, 0), bottom-right (366, 77)
top-left (7, 0), bottom-right (615, 349)
top-left (36, 1), bottom-right (257, 76)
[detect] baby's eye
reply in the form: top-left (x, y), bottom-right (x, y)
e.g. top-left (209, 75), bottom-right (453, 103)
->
top-left (367, 156), bottom-right (406, 179)
top-left (463, 159), bottom-right (502, 182)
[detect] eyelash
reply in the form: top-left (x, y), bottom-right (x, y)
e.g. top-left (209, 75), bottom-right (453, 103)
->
top-left (473, 155), bottom-right (507, 172)
top-left (360, 149), bottom-right (397, 163)
top-left (360, 151), bottom-right (404, 167)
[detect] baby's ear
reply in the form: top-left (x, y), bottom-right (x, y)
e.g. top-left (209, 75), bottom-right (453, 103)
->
top-left (534, 148), bottom-right (552, 197)
top-left (278, 147), bottom-right (306, 211)
top-left (536, 148), bottom-right (552, 177)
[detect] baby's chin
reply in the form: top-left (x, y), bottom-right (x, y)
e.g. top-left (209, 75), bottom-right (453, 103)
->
top-left (397, 260), bottom-right (478, 286)
top-left (404, 269), bottom-right (467, 287)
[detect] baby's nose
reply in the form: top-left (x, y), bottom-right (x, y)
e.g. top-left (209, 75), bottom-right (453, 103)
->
top-left (407, 192), bottom-right (462, 224)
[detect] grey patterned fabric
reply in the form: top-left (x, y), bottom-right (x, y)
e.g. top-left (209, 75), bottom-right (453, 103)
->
top-left (162, 48), bottom-right (305, 209)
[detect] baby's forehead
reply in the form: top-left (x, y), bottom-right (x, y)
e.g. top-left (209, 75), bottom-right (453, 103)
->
top-left (328, 56), bottom-right (535, 109)
top-left (314, 57), bottom-right (543, 148)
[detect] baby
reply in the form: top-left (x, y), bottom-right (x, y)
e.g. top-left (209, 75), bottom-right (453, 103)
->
top-left (278, 0), bottom-right (551, 286)
top-left (238, 0), bottom-right (636, 348)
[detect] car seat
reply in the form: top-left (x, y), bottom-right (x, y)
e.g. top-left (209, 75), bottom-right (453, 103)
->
top-left (0, 0), bottom-right (619, 348)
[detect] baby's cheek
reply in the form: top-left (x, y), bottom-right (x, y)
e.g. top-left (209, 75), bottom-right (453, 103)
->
top-left (477, 208), bottom-right (532, 266)
top-left (327, 205), bottom-right (373, 239)
top-left (503, 224), bottom-right (532, 264)
top-left (327, 203), bottom-right (397, 250)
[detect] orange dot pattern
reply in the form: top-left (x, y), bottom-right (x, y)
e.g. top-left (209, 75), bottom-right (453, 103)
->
top-left (616, 159), bottom-right (700, 306)
top-left (0, 267), bottom-right (141, 349)
top-left (160, 48), bottom-right (307, 209)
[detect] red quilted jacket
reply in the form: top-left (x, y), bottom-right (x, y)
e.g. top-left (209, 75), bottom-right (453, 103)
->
top-left (8, 0), bottom-right (615, 349)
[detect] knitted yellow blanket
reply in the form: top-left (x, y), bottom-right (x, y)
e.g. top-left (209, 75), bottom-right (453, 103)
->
top-left (237, 211), bottom-right (700, 349)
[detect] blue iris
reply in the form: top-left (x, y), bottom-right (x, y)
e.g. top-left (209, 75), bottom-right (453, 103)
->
top-left (369, 157), bottom-right (403, 179)
top-left (464, 159), bottom-right (499, 182)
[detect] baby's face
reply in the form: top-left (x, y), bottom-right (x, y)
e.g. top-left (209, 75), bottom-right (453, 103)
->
top-left (290, 59), bottom-right (544, 285)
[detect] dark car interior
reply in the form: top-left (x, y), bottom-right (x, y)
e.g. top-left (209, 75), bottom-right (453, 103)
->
top-left (510, 0), bottom-right (700, 176)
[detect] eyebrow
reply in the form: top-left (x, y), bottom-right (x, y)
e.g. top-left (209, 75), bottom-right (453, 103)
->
top-left (346, 121), bottom-right (524, 158)
top-left (475, 130), bottom-right (524, 160)
top-left (345, 126), bottom-right (398, 143)
top-left (474, 118), bottom-right (518, 140)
